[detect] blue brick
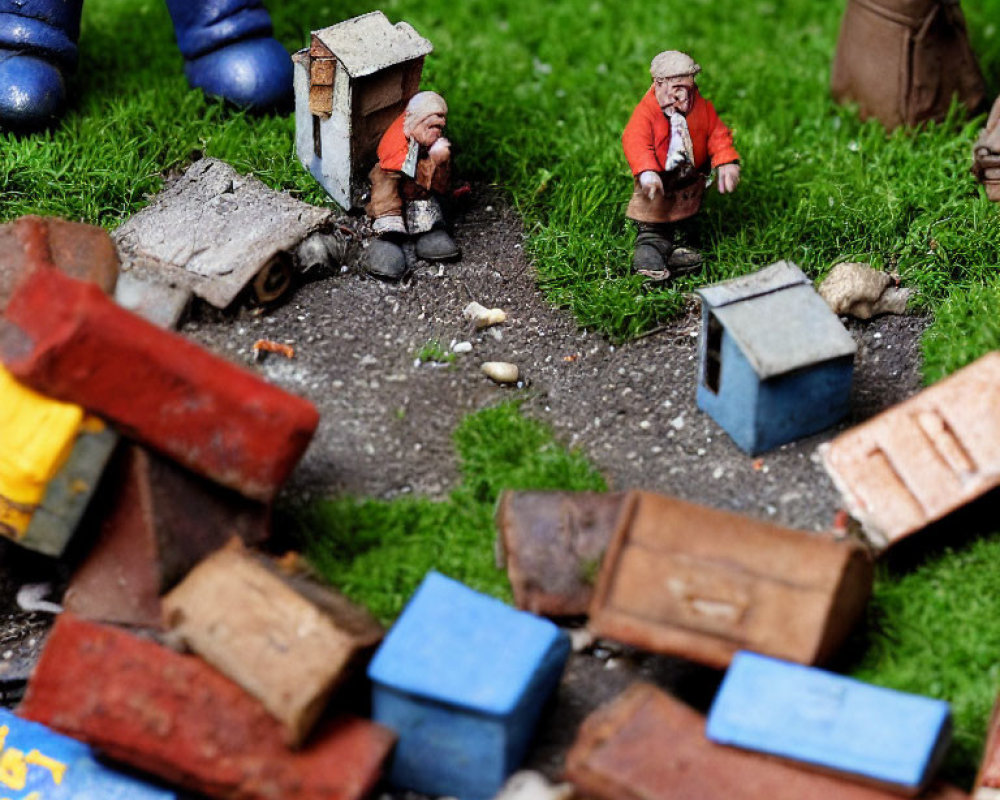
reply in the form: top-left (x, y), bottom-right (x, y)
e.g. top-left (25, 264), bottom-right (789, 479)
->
top-left (706, 651), bottom-right (952, 794)
top-left (367, 571), bottom-right (570, 800)
top-left (0, 709), bottom-right (176, 799)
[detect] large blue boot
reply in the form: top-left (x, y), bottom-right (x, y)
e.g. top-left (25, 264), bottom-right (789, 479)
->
top-left (163, 0), bottom-right (291, 110)
top-left (0, 0), bottom-right (82, 130)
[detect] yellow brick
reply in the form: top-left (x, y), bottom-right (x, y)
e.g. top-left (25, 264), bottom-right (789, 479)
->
top-left (0, 366), bottom-right (82, 509)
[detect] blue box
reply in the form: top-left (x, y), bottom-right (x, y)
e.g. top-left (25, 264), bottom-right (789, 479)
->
top-left (0, 709), bottom-right (176, 799)
top-left (367, 571), bottom-right (570, 800)
top-left (706, 651), bottom-right (952, 795)
top-left (696, 261), bottom-right (857, 455)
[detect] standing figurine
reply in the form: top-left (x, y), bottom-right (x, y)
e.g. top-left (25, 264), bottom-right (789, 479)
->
top-left (0, 0), bottom-right (292, 130)
top-left (364, 91), bottom-right (460, 280)
top-left (623, 51), bottom-right (740, 280)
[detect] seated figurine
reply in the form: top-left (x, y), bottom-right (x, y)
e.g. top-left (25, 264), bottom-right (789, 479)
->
top-left (364, 91), bottom-right (460, 279)
top-left (973, 94), bottom-right (1000, 201)
top-left (623, 51), bottom-right (740, 280)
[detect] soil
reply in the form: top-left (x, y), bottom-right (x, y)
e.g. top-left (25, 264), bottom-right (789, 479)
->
top-left (0, 184), bottom-right (929, 791)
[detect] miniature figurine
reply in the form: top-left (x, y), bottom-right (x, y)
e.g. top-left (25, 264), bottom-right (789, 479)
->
top-left (623, 51), bottom-right (740, 279)
top-left (0, 0), bottom-right (292, 130)
top-left (831, 0), bottom-right (984, 131)
top-left (364, 91), bottom-right (460, 279)
top-left (973, 94), bottom-right (1000, 201)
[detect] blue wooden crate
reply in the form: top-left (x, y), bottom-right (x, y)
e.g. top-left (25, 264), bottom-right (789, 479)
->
top-left (706, 651), bottom-right (952, 795)
top-left (696, 261), bottom-right (857, 455)
top-left (0, 709), bottom-right (176, 799)
top-left (367, 571), bottom-right (570, 800)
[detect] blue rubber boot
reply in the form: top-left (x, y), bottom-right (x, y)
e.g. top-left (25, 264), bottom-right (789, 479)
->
top-left (163, 0), bottom-right (291, 110)
top-left (0, 0), bottom-right (82, 130)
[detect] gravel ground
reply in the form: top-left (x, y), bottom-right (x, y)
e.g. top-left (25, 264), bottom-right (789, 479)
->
top-left (0, 183), bottom-right (929, 790)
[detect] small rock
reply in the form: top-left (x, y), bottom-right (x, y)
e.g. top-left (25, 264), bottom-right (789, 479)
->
top-left (453, 341), bottom-right (473, 354)
top-left (482, 362), bottom-right (519, 383)
top-left (819, 262), bottom-right (911, 319)
top-left (567, 628), bottom-right (595, 653)
top-left (490, 771), bottom-right (574, 800)
top-left (464, 301), bottom-right (508, 329)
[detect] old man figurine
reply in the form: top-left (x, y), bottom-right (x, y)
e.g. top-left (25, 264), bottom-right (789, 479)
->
top-left (364, 90), bottom-right (460, 279)
top-left (623, 51), bottom-right (740, 278)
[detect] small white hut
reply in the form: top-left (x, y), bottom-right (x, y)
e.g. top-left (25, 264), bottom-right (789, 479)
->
top-left (293, 12), bottom-right (433, 210)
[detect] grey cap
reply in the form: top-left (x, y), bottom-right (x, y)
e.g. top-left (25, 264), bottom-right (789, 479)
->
top-left (650, 51), bottom-right (700, 79)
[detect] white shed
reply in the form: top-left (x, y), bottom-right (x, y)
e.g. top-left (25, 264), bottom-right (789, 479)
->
top-left (294, 12), bottom-right (434, 210)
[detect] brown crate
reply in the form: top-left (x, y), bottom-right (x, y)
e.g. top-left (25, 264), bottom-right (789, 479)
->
top-left (822, 352), bottom-right (1000, 550)
top-left (64, 445), bottom-right (270, 628)
top-left (565, 683), bottom-right (967, 800)
top-left (19, 614), bottom-right (396, 800)
top-left (588, 491), bottom-right (873, 668)
top-left (496, 490), bottom-right (626, 617)
top-left (162, 540), bottom-right (382, 747)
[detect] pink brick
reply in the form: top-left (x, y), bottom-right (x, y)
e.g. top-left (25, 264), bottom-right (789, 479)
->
top-left (0, 268), bottom-right (319, 501)
top-left (18, 614), bottom-right (395, 800)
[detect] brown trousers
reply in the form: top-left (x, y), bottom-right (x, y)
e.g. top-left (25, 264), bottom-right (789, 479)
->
top-left (366, 158), bottom-right (451, 220)
top-left (626, 171), bottom-right (706, 224)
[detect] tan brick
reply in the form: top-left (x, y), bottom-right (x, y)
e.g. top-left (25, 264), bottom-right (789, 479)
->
top-left (588, 491), bottom-right (873, 668)
top-left (163, 540), bottom-right (382, 747)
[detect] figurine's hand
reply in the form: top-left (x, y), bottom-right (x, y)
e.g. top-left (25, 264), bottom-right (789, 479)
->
top-left (430, 138), bottom-right (452, 165)
top-left (639, 171), bottom-right (663, 200)
top-left (718, 163), bottom-right (741, 194)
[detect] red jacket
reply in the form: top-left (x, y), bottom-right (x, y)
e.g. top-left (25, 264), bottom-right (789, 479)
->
top-left (622, 88), bottom-right (739, 176)
top-left (377, 113), bottom-right (411, 172)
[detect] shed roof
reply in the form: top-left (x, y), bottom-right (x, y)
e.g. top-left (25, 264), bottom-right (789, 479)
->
top-left (698, 262), bottom-right (856, 379)
top-left (821, 351), bottom-right (1000, 550)
top-left (311, 12), bottom-right (433, 79)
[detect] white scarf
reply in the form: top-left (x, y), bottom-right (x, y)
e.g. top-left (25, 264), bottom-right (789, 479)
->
top-left (663, 109), bottom-right (694, 172)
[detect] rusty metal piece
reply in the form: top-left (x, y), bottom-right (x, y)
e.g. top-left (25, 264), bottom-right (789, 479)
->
top-left (496, 491), bottom-right (626, 617)
top-left (587, 491), bottom-right (873, 668)
top-left (821, 352), bottom-right (1000, 551)
top-left (252, 339), bottom-right (296, 359)
top-left (565, 682), bottom-right (968, 800)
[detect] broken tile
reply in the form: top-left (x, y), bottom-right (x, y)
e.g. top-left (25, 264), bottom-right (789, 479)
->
top-left (162, 539), bottom-right (382, 747)
top-left (113, 271), bottom-right (193, 330)
top-left (0, 267), bottom-right (320, 502)
top-left (368, 571), bottom-right (570, 800)
top-left (821, 352), bottom-right (1000, 550)
top-left (0, 709), bottom-right (176, 798)
top-left (63, 445), bottom-right (270, 629)
top-left (696, 261), bottom-right (856, 455)
top-left (0, 215), bottom-right (118, 310)
top-left (707, 651), bottom-right (951, 795)
top-left (587, 491), bottom-right (873, 668)
top-left (496, 490), bottom-right (625, 617)
top-left (18, 614), bottom-right (396, 800)
top-left (565, 682), bottom-right (967, 800)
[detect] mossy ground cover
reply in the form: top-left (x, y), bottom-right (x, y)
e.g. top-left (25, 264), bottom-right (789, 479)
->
top-left (3, 0), bottom-right (1000, 786)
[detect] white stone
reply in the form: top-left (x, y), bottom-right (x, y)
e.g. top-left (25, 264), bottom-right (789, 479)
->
top-left (482, 362), bottom-right (519, 383)
top-left (452, 341), bottom-right (473, 354)
top-left (490, 771), bottom-right (575, 800)
top-left (463, 301), bottom-right (508, 328)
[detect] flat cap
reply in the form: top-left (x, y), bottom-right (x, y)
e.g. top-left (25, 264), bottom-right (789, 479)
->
top-left (650, 51), bottom-right (701, 79)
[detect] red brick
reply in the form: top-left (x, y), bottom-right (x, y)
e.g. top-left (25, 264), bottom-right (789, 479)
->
top-left (63, 445), bottom-right (271, 629)
top-left (18, 614), bottom-right (395, 800)
top-left (0, 216), bottom-right (118, 309)
top-left (565, 683), bottom-right (967, 800)
top-left (0, 268), bottom-right (319, 501)
top-left (496, 490), bottom-right (625, 617)
top-left (588, 491), bottom-right (873, 668)
top-left (974, 693), bottom-right (1000, 796)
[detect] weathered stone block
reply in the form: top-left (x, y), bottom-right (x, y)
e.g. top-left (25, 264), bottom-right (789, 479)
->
top-left (565, 682), bottom-right (967, 800)
top-left (821, 352), bottom-right (1000, 550)
top-left (0, 709), bottom-right (176, 798)
top-left (368, 571), bottom-right (570, 800)
top-left (63, 445), bottom-right (270, 629)
top-left (707, 651), bottom-right (952, 795)
top-left (496, 490), bottom-right (625, 617)
top-left (162, 539), bottom-right (382, 747)
top-left (0, 267), bottom-right (320, 501)
top-left (0, 215), bottom-right (118, 310)
top-left (588, 491), bottom-right (873, 668)
top-left (19, 614), bottom-right (396, 800)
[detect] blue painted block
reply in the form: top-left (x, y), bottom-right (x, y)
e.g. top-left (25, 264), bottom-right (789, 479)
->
top-left (0, 709), bottom-right (176, 799)
top-left (706, 651), bottom-right (952, 795)
top-left (368, 571), bottom-right (570, 800)
top-left (696, 261), bottom-right (857, 455)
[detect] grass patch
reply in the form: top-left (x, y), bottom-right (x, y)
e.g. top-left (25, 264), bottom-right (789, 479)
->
top-left (922, 283), bottom-right (1000, 384)
top-left (291, 401), bottom-right (605, 623)
top-left (414, 339), bottom-right (456, 365)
